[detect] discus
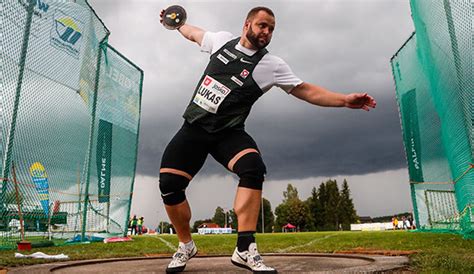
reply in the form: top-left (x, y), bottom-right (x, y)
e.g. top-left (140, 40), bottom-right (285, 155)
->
top-left (162, 5), bottom-right (187, 30)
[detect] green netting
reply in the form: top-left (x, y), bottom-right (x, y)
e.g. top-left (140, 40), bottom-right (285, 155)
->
top-left (391, 0), bottom-right (473, 239)
top-left (1, 0), bottom-right (143, 249)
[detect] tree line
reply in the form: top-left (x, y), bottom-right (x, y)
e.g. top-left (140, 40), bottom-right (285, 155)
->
top-left (187, 179), bottom-right (358, 232)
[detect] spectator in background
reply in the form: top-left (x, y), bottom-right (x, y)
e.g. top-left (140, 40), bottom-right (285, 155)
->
top-left (408, 214), bottom-right (415, 229)
top-left (404, 216), bottom-right (411, 230)
top-left (402, 216), bottom-right (408, 229)
top-left (138, 216), bottom-right (144, 235)
top-left (392, 216), bottom-right (399, 230)
top-left (131, 215), bottom-right (138, 235)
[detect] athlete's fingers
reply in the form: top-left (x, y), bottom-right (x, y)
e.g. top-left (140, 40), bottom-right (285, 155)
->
top-left (357, 92), bottom-right (367, 99)
top-left (360, 93), bottom-right (376, 109)
top-left (368, 97), bottom-right (377, 108)
top-left (357, 93), bottom-right (370, 102)
top-left (159, 9), bottom-right (165, 23)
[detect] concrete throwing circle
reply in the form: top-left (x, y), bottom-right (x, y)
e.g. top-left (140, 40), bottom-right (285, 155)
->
top-left (9, 254), bottom-right (409, 273)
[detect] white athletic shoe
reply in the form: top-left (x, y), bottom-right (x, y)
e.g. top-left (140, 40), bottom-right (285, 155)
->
top-left (166, 242), bottom-right (198, 273)
top-left (231, 243), bottom-right (277, 273)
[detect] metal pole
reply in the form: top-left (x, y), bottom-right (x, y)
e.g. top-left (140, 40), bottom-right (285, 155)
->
top-left (106, 200), bottom-right (110, 232)
top-left (124, 51), bottom-right (144, 236)
top-left (1, 0), bottom-right (35, 210)
top-left (12, 162), bottom-right (25, 242)
top-left (47, 202), bottom-right (53, 241)
top-left (261, 196), bottom-right (264, 233)
top-left (81, 43), bottom-right (105, 241)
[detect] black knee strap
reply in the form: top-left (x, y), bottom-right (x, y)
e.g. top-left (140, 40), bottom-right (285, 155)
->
top-left (233, 153), bottom-right (266, 190)
top-left (159, 172), bottom-right (190, 205)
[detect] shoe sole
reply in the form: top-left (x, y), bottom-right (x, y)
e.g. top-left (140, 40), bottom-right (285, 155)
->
top-left (231, 259), bottom-right (278, 274)
top-left (166, 250), bottom-right (198, 273)
top-left (166, 265), bottom-right (185, 273)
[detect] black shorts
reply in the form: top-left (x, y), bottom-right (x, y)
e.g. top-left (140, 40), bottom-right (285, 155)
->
top-left (160, 121), bottom-right (265, 180)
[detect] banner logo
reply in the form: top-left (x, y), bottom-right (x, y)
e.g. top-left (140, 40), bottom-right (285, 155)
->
top-left (6, 0), bottom-right (50, 36)
top-left (50, 10), bottom-right (83, 58)
top-left (18, 0), bottom-right (49, 14)
top-left (35, 0), bottom-right (49, 12)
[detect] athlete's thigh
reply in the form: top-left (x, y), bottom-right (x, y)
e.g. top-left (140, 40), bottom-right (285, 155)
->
top-left (210, 129), bottom-right (263, 172)
top-left (160, 123), bottom-right (210, 177)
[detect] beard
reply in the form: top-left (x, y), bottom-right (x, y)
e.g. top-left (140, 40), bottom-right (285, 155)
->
top-left (246, 25), bottom-right (270, 50)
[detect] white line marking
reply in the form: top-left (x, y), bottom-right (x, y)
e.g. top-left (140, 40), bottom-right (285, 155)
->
top-left (276, 234), bottom-right (335, 253)
top-left (158, 236), bottom-right (177, 251)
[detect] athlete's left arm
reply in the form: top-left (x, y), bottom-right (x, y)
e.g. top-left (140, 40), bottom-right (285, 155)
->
top-left (290, 82), bottom-right (376, 111)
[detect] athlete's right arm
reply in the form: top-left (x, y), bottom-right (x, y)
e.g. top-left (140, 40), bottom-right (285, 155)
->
top-left (177, 24), bottom-right (206, 46)
top-left (159, 9), bottom-right (205, 46)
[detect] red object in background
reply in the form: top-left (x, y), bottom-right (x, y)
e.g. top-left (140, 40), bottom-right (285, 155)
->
top-left (104, 237), bottom-right (133, 243)
top-left (17, 241), bottom-right (31, 251)
top-left (53, 200), bottom-right (60, 213)
top-left (283, 223), bottom-right (296, 229)
top-left (198, 223), bottom-right (220, 228)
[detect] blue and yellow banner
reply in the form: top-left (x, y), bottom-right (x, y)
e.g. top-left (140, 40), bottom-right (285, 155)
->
top-left (29, 162), bottom-right (50, 216)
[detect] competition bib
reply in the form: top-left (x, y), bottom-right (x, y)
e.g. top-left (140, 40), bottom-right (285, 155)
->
top-left (193, 75), bottom-right (231, 114)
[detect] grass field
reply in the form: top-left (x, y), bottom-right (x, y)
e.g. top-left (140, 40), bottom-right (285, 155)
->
top-left (0, 230), bottom-right (473, 272)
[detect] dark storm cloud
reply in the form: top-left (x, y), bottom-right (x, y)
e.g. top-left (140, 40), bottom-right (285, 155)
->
top-left (135, 92), bottom-right (407, 180)
top-left (85, 0), bottom-right (416, 222)
top-left (89, 0), bottom-right (413, 180)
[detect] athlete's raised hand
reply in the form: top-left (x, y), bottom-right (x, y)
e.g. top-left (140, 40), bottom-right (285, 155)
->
top-left (160, 6), bottom-right (187, 30)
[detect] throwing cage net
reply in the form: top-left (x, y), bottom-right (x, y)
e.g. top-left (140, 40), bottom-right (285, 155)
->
top-left (391, 0), bottom-right (472, 238)
top-left (1, 0), bottom-right (143, 249)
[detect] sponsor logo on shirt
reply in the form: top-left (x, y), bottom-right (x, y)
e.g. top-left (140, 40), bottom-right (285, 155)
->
top-left (240, 57), bottom-right (253, 64)
top-left (217, 54), bottom-right (229, 64)
top-left (223, 48), bottom-right (237, 60)
top-left (231, 76), bottom-right (243, 86)
top-left (240, 69), bottom-right (249, 79)
top-left (203, 76), bottom-right (212, 86)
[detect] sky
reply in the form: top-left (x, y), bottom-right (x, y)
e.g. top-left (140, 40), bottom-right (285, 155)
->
top-left (88, 0), bottom-right (416, 229)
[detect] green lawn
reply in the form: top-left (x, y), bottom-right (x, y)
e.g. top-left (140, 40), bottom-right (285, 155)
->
top-left (0, 231), bottom-right (473, 273)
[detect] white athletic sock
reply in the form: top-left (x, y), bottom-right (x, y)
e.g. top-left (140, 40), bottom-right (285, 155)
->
top-left (183, 240), bottom-right (195, 251)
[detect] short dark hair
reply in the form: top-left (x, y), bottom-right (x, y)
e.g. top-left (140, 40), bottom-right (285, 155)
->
top-left (246, 6), bottom-right (274, 20)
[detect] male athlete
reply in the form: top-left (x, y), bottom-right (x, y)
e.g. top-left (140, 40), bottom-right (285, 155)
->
top-left (159, 6), bottom-right (376, 273)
